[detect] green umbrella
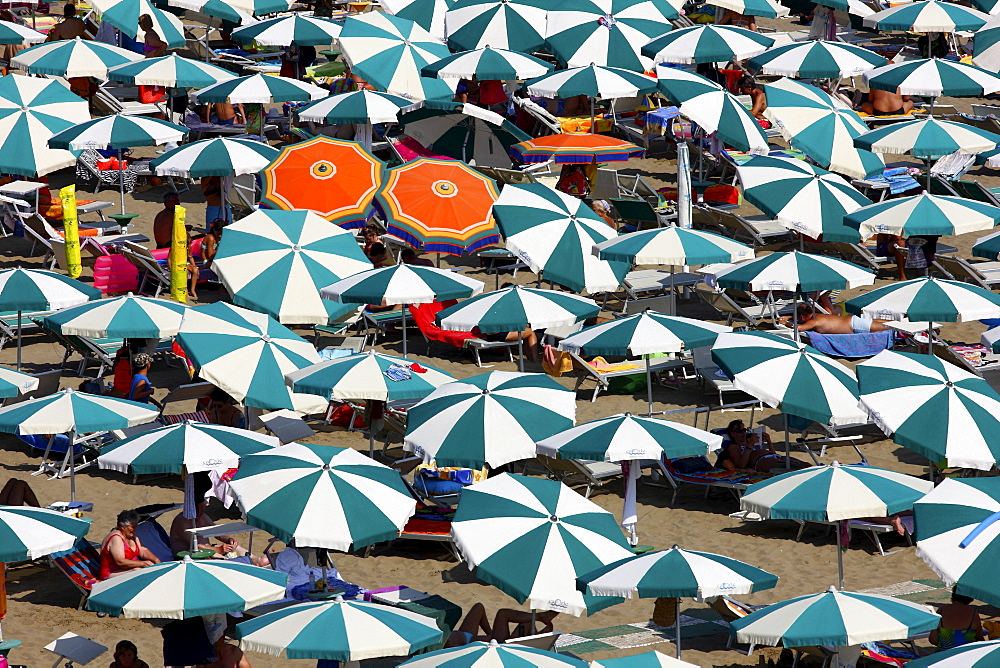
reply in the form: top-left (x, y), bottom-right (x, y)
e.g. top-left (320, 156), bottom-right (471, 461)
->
top-left (834, 193), bottom-right (1000, 242)
top-left (150, 137), bottom-right (279, 178)
top-left (400, 105), bottom-right (530, 169)
top-left (0, 21), bottom-right (44, 46)
top-left (107, 53), bottom-right (235, 87)
top-left (748, 40), bottom-right (886, 78)
top-left (299, 90), bottom-right (422, 125)
top-left (714, 251), bottom-right (874, 293)
top-left (384, 0), bottom-right (450, 39)
top-left (421, 46), bottom-right (552, 80)
top-left (100, 0), bottom-right (186, 48)
top-left (402, 642), bottom-right (587, 668)
top-left (231, 14), bottom-right (343, 46)
top-left (0, 505), bottom-right (90, 566)
top-left (642, 25), bottom-right (773, 65)
top-left (42, 294), bottom-right (187, 339)
top-left (863, 1), bottom-right (988, 33)
top-left (194, 72), bottom-right (327, 104)
top-left (165, 0), bottom-right (252, 25)
top-left (443, 0), bottom-right (547, 52)
top-left (845, 276), bottom-right (1000, 323)
top-left (525, 64), bottom-right (657, 99)
top-left (451, 473), bottom-right (634, 616)
top-left (10, 38), bottom-right (141, 78)
top-left (593, 227), bottom-right (754, 266)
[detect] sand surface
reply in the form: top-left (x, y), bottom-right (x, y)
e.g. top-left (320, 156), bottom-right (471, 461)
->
top-left (2, 23), bottom-right (1000, 666)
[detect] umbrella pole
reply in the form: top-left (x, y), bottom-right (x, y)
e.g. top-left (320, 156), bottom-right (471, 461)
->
top-left (675, 597), bottom-right (682, 659)
top-left (16, 309), bottom-right (21, 372)
top-left (590, 97), bottom-right (595, 135)
top-left (68, 429), bottom-right (77, 504)
top-left (926, 321), bottom-right (934, 355)
top-left (793, 292), bottom-right (799, 343)
top-left (784, 413), bottom-right (790, 470)
top-left (836, 521), bottom-right (845, 591)
top-left (645, 355), bottom-right (653, 416)
top-left (518, 330), bottom-right (524, 372)
top-left (119, 149), bottom-right (126, 216)
top-left (669, 269), bottom-right (676, 316)
top-left (402, 305), bottom-right (408, 358)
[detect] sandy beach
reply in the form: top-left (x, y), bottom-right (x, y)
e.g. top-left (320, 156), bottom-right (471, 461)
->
top-left (2, 29), bottom-right (1000, 665)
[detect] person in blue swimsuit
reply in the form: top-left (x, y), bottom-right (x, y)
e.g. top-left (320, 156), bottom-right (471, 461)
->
top-left (127, 353), bottom-right (156, 405)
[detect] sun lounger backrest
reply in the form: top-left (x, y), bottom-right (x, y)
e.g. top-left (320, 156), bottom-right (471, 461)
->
top-left (135, 517), bottom-right (174, 563)
top-left (934, 255), bottom-right (991, 289)
top-left (50, 538), bottom-right (101, 594)
top-left (504, 632), bottom-right (561, 651)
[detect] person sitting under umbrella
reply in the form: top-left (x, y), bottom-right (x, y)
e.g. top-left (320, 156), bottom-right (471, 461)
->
top-left (780, 304), bottom-right (890, 335)
top-left (99, 510), bottom-right (161, 579)
top-left (401, 248), bottom-right (433, 267)
top-left (46, 3), bottom-right (87, 41)
top-left (445, 603), bottom-right (558, 647)
top-left (860, 80), bottom-right (913, 117)
top-left (109, 639), bottom-right (150, 668)
top-left (929, 593), bottom-right (986, 650)
top-left (737, 76), bottom-right (768, 119)
top-left (722, 419), bottom-right (809, 473)
top-left (127, 353), bottom-right (160, 406)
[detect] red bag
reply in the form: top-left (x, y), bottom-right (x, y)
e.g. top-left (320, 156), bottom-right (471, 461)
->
top-left (328, 403), bottom-right (366, 429)
top-left (478, 80), bottom-right (507, 106)
top-left (703, 184), bottom-right (742, 206)
top-left (138, 85), bottom-right (165, 103)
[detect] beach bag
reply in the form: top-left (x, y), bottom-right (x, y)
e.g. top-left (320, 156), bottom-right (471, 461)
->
top-left (703, 184), bottom-right (742, 206)
top-left (138, 85), bottom-right (165, 103)
top-left (905, 237), bottom-right (927, 269)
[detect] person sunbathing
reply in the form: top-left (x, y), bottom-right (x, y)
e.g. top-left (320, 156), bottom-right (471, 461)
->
top-left (780, 304), bottom-right (891, 334)
top-left (0, 478), bottom-right (40, 507)
top-left (860, 87), bottom-right (913, 117)
top-left (445, 603), bottom-right (558, 647)
top-left (723, 420), bottom-right (810, 473)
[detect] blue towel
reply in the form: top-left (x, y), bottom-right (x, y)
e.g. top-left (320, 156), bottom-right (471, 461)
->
top-left (867, 167), bottom-right (921, 195)
top-left (806, 330), bottom-right (894, 358)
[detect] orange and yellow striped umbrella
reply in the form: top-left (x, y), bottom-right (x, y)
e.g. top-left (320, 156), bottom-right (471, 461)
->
top-left (262, 136), bottom-right (383, 227)
top-left (510, 133), bottom-right (644, 164)
top-left (377, 157), bottom-right (500, 255)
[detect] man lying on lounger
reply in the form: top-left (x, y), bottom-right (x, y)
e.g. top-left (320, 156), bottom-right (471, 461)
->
top-left (780, 305), bottom-right (890, 334)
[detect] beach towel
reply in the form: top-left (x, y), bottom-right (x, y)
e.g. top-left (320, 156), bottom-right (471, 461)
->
top-left (542, 344), bottom-right (572, 377)
top-left (865, 167), bottom-right (921, 196)
top-left (805, 330), bottom-right (894, 358)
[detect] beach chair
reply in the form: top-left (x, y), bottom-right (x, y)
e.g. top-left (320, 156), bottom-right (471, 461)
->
top-left (75, 149), bottom-right (139, 195)
top-left (609, 198), bottom-right (671, 231)
top-left (692, 346), bottom-right (743, 407)
top-left (567, 352), bottom-right (690, 402)
top-left (410, 301), bottom-right (516, 367)
top-left (491, 167), bottom-right (538, 187)
top-left (660, 455), bottom-right (772, 506)
top-left (693, 285), bottom-right (778, 329)
top-left (56, 334), bottom-right (122, 378)
top-left (135, 517), bottom-right (175, 563)
top-left (157, 382), bottom-right (214, 418)
top-left (616, 173), bottom-right (667, 205)
top-left (536, 454), bottom-right (622, 499)
top-left (711, 208), bottom-right (791, 247)
top-left (93, 86), bottom-right (163, 117)
top-left (511, 96), bottom-right (562, 136)
top-left (505, 632), bottom-right (562, 651)
top-left (794, 518), bottom-right (912, 557)
top-left (118, 242), bottom-right (170, 297)
top-left (932, 342), bottom-right (1000, 393)
top-left (933, 255), bottom-right (1000, 290)
top-left (359, 307), bottom-right (411, 346)
top-left (950, 179), bottom-right (1000, 206)
top-left (823, 241), bottom-right (890, 273)
top-left (706, 595), bottom-right (761, 655)
top-left (49, 538), bottom-right (102, 610)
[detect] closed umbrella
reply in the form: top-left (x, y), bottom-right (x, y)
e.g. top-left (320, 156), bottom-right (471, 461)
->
top-left (641, 25), bottom-right (773, 65)
top-left (537, 414), bottom-right (722, 542)
top-left (212, 209), bottom-right (372, 325)
top-left (857, 349), bottom-right (1000, 470)
top-left (107, 53), bottom-right (235, 87)
top-left (402, 641), bottom-right (587, 668)
top-left (0, 506), bottom-right (91, 562)
top-left (86, 558), bottom-right (288, 618)
top-left (0, 267), bottom-right (102, 369)
top-left (400, 105), bottom-right (531, 169)
top-left (235, 598), bottom-right (444, 660)
top-left (493, 182), bottom-right (629, 294)
top-left (377, 157), bottom-right (500, 255)
top-left (748, 40), bottom-right (886, 78)
top-left (443, 0), bottom-right (547, 52)
top-left (228, 442), bottom-right (417, 551)
top-left (422, 46), bottom-right (551, 80)
top-left (10, 38), bottom-right (141, 77)
top-left (0, 74), bottom-right (90, 178)
top-left (578, 546), bottom-right (778, 658)
top-left (42, 294), bottom-right (187, 339)
top-left (763, 77), bottom-right (884, 180)
top-left (175, 301), bottom-right (327, 413)
top-left (730, 588), bottom-right (940, 649)
top-left (97, 422), bottom-right (278, 475)
top-left (835, 193), bottom-right (1000, 242)
top-left (545, 0), bottom-right (678, 71)
top-left (261, 136), bottom-right (384, 225)
top-left (383, 0), bottom-right (450, 39)
top-left (405, 371), bottom-right (576, 468)
top-left (451, 473), bottom-right (635, 616)
top-left (321, 264), bottom-right (484, 356)
top-left (740, 462), bottom-right (932, 588)
top-left (913, 477), bottom-right (1000, 608)
top-left (735, 155), bottom-right (872, 239)
top-left (558, 312), bottom-right (730, 413)
top-left (230, 14), bottom-right (342, 46)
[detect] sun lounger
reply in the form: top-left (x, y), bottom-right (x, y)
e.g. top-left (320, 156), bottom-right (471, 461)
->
top-left (706, 595), bottom-right (761, 655)
top-left (505, 632), bottom-right (562, 651)
top-left (511, 96), bottom-right (562, 136)
top-left (660, 456), bottom-right (773, 506)
top-left (933, 254), bottom-right (1000, 290)
top-left (610, 198), bottom-right (673, 231)
top-left (536, 454), bottom-right (622, 499)
top-left (2, 369), bottom-right (62, 407)
top-left (157, 382), bottom-right (213, 418)
top-left (795, 518), bottom-right (912, 557)
top-left (49, 538), bottom-right (101, 609)
top-left (567, 352), bottom-right (690, 403)
top-left (135, 517), bottom-right (175, 563)
top-left (801, 330), bottom-right (894, 358)
top-left (46, 330), bottom-right (122, 378)
top-left (933, 341), bottom-right (1000, 394)
top-left (93, 86), bottom-right (163, 117)
top-left (118, 242), bottom-right (170, 297)
top-left (694, 285), bottom-right (789, 330)
top-left (360, 306), bottom-right (412, 346)
top-left (711, 207), bottom-right (792, 247)
top-left (411, 301), bottom-right (516, 367)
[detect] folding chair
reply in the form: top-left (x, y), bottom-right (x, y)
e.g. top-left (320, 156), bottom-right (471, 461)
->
top-left (157, 382), bottom-right (215, 418)
top-left (694, 285), bottom-right (788, 328)
top-left (609, 198), bottom-right (672, 231)
top-left (119, 242), bottom-right (170, 297)
top-left (933, 254), bottom-right (1000, 289)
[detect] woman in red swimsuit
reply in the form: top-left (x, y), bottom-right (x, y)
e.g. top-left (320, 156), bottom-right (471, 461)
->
top-left (99, 510), bottom-right (160, 580)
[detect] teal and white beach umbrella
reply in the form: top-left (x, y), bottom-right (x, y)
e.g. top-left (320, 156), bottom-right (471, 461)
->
top-left (913, 477), bottom-right (1000, 609)
top-left (545, 0), bottom-right (679, 71)
top-left (235, 598), bottom-right (444, 660)
top-left (864, 58), bottom-right (1000, 97)
top-left (974, 17), bottom-right (1000, 72)
top-left (763, 78), bottom-right (883, 180)
top-left (857, 349), bottom-right (1000, 470)
top-left (400, 105), bottom-right (530, 168)
top-left (165, 0), bottom-right (254, 25)
top-left (974, 228), bottom-right (1000, 260)
top-left (578, 546), bottom-right (777, 657)
top-left (98, 422), bottom-right (278, 475)
top-left (656, 66), bottom-right (768, 154)
top-left (864, 0), bottom-right (988, 33)
top-left (748, 40), bottom-right (886, 78)
top-left (339, 13), bottom-right (451, 99)
top-left (451, 473), bottom-right (635, 616)
top-left (0, 74), bottom-right (90, 178)
top-left (87, 557), bottom-right (288, 619)
top-left (712, 0), bottom-right (789, 19)
top-left (107, 53), bottom-right (235, 87)
top-left (845, 276), bottom-right (1000, 323)
top-left (641, 25), bottom-right (773, 65)
top-left (714, 251), bottom-right (874, 293)
top-left (231, 14), bottom-right (343, 46)
top-left (443, 0), bottom-right (546, 52)
top-left (287, 350), bottom-right (454, 402)
top-left (212, 209), bottom-right (372, 325)
top-left (0, 505), bottom-right (90, 562)
top-left (853, 117), bottom-right (1000, 159)
top-left (321, 264), bottom-right (484, 356)
top-left (437, 284), bottom-right (599, 332)
top-left (0, 367), bottom-right (38, 399)
top-left (299, 90), bottom-right (422, 124)
top-left (226, 0), bottom-right (292, 15)
top-left (42, 294), bottom-right (187, 339)
top-left (403, 641), bottom-right (586, 668)
top-left (0, 21), bottom-right (44, 45)
top-left (593, 226), bottom-right (753, 266)
top-left (150, 137), bottom-right (279, 178)
top-left (591, 651), bottom-right (696, 668)
top-left (175, 302), bottom-right (327, 413)
top-left (834, 193), bottom-right (1000, 242)
top-left (525, 64), bottom-right (656, 99)
top-left (405, 371), bottom-right (576, 468)
top-left (422, 46), bottom-right (551, 80)
top-left (982, 325), bottom-right (1000, 353)
top-left (493, 182), bottom-right (629, 294)
top-left (49, 114), bottom-right (188, 150)
top-left (229, 442), bottom-right (417, 551)
top-left (0, 267), bottom-right (102, 369)
top-left (730, 588), bottom-right (940, 648)
top-left (195, 73), bottom-right (327, 104)
top-left (736, 156), bottom-right (872, 239)
top-left (10, 37), bottom-right (141, 78)
top-left (711, 331), bottom-right (868, 427)
top-left (99, 0), bottom-right (186, 48)
top-left (909, 640), bottom-right (1000, 667)
top-left (383, 0), bottom-right (452, 39)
